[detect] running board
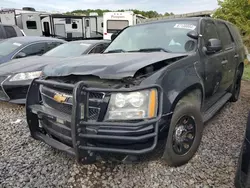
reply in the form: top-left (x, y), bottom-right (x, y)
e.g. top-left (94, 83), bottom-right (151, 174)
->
top-left (202, 93), bottom-right (232, 123)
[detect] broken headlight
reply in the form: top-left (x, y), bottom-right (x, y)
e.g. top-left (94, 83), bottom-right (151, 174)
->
top-left (105, 88), bottom-right (158, 120)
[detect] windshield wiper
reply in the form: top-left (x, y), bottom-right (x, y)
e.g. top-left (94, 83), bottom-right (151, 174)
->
top-left (128, 48), bottom-right (171, 53)
top-left (104, 49), bottom-right (126, 53)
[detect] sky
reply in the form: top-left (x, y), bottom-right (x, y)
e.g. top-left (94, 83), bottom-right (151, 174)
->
top-left (1, 0), bottom-right (218, 14)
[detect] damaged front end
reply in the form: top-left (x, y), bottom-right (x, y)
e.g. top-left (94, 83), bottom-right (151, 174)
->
top-left (26, 75), bottom-right (165, 164)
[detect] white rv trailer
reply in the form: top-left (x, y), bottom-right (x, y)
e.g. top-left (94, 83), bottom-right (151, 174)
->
top-left (0, 8), bottom-right (104, 41)
top-left (103, 11), bottom-right (146, 40)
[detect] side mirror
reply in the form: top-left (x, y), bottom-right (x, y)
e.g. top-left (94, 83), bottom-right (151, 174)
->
top-left (15, 52), bottom-right (26, 58)
top-left (111, 33), bottom-right (118, 41)
top-left (206, 38), bottom-right (222, 54)
top-left (187, 30), bottom-right (199, 40)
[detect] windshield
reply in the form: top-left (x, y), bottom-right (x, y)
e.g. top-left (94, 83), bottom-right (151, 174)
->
top-left (43, 42), bottom-right (92, 57)
top-left (104, 20), bottom-right (198, 53)
top-left (0, 40), bottom-right (23, 56)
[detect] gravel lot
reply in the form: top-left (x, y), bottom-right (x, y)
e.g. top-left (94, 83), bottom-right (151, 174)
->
top-left (1, 81), bottom-right (250, 188)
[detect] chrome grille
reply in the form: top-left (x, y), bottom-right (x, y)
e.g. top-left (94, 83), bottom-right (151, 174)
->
top-left (40, 86), bottom-right (102, 121)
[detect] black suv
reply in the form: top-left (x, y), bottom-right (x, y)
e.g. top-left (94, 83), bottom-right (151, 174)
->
top-left (26, 17), bottom-right (245, 166)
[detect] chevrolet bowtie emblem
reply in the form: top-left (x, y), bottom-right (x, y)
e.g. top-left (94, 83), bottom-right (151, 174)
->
top-left (53, 93), bottom-right (67, 103)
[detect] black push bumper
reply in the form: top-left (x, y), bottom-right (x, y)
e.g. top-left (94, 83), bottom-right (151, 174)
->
top-left (26, 78), bottom-right (166, 164)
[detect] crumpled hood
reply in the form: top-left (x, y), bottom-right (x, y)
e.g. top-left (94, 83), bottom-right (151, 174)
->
top-left (43, 52), bottom-right (188, 79)
top-left (0, 56), bottom-right (64, 75)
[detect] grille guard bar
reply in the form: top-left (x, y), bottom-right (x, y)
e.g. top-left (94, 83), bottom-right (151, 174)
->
top-left (26, 78), bottom-right (164, 162)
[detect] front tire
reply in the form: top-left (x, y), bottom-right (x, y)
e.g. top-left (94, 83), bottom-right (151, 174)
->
top-left (162, 101), bottom-right (204, 167)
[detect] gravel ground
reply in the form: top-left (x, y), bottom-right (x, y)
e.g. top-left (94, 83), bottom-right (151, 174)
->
top-left (1, 81), bottom-right (250, 188)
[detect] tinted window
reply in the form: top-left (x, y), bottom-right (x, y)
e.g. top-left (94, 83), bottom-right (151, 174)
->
top-left (0, 27), bottom-right (5, 39)
top-left (26, 21), bottom-right (37, 29)
top-left (202, 20), bottom-right (219, 47)
top-left (231, 24), bottom-right (243, 45)
top-left (104, 20), bottom-right (198, 53)
top-left (4, 26), bottom-right (17, 38)
top-left (107, 20), bottom-right (129, 33)
top-left (43, 42), bottom-right (91, 57)
top-left (0, 40), bottom-right (23, 56)
top-left (46, 42), bottom-right (63, 51)
top-left (89, 44), bottom-right (108, 54)
top-left (217, 22), bottom-right (234, 49)
top-left (19, 43), bottom-right (46, 57)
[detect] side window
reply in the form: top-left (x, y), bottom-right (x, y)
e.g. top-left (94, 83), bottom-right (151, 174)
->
top-left (89, 44), bottom-right (107, 54)
top-left (0, 27), bottom-right (5, 39)
top-left (201, 21), bottom-right (219, 47)
top-left (46, 42), bottom-right (62, 51)
top-left (4, 26), bottom-right (17, 38)
top-left (26, 21), bottom-right (37, 29)
top-left (217, 22), bottom-right (234, 49)
top-left (18, 43), bottom-right (46, 57)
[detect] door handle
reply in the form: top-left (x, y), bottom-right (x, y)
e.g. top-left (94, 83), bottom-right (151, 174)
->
top-left (234, 54), bottom-right (239, 58)
top-left (221, 60), bottom-right (228, 65)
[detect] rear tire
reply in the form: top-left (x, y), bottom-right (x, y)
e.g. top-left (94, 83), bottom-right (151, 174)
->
top-left (162, 101), bottom-right (203, 167)
top-left (230, 69), bottom-right (242, 102)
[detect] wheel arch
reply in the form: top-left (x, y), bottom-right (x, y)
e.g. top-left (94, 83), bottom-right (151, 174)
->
top-left (170, 83), bottom-right (204, 112)
top-left (238, 62), bottom-right (244, 76)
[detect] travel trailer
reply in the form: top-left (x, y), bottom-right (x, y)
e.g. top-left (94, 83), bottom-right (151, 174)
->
top-left (0, 8), bottom-right (103, 40)
top-left (103, 11), bottom-right (146, 40)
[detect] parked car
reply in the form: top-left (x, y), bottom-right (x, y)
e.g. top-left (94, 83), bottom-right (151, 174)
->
top-left (0, 24), bottom-right (25, 40)
top-left (0, 40), bottom-right (110, 104)
top-left (235, 112), bottom-right (250, 188)
top-left (43, 40), bottom-right (110, 57)
top-left (26, 17), bottom-right (245, 166)
top-left (0, 36), bottom-right (65, 64)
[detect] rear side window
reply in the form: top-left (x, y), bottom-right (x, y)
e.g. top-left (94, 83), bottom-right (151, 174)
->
top-left (231, 25), bottom-right (243, 45)
top-left (201, 20), bottom-right (219, 47)
top-left (4, 26), bottom-right (17, 38)
top-left (217, 22), bottom-right (234, 49)
top-left (46, 42), bottom-right (63, 51)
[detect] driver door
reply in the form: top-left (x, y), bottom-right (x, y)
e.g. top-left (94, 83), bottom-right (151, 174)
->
top-left (200, 19), bottom-right (228, 109)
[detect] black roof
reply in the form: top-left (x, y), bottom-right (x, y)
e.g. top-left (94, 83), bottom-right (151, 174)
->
top-left (134, 17), bottom-right (203, 27)
top-left (5, 36), bottom-right (66, 43)
top-left (134, 16), bottom-right (234, 27)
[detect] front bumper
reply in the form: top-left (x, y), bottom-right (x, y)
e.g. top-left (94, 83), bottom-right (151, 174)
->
top-left (0, 75), bottom-right (30, 104)
top-left (26, 78), bottom-right (168, 164)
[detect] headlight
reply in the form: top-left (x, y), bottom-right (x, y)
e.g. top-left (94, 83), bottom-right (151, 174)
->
top-left (105, 88), bottom-right (158, 120)
top-left (9, 71), bottom-right (42, 82)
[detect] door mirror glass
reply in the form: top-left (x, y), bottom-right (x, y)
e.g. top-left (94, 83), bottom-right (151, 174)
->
top-left (15, 52), bottom-right (26, 58)
top-left (206, 38), bottom-right (222, 54)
